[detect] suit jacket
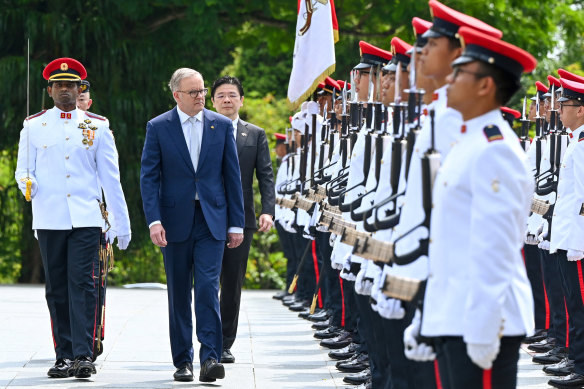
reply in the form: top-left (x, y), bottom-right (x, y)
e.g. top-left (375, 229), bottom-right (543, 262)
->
top-left (140, 107), bottom-right (244, 242)
top-left (235, 119), bottom-right (275, 229)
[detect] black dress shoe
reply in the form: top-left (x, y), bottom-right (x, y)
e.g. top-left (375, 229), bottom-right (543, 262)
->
top-left (533, 347), bottom-right (569, 365)
top-left (173, 362), bottom-right (194, 382)
top-left (289, 301), bottom-right (309, 311)
top-left (221, 349), bottom-right (235, 364)
top-left (199, 358), bottom-right (225, 382)
top-left (337, 352), bottom-right (369, 372)
top-left (73, 356), bottom-right (97, 379)
top-left (343, 367), bottom-right (371, 384)
top-left (273, 291), bottom-right (290, 300)
top-left (314, 326), bottom-right (341, 339)
top-left (308, 309), bottom-right (330, 322)
top-left (298, 308), bottom-right (312, 319)
top-left (312, 318), bottom-right (331, 330)
top-left (282, 297), bottom-right (297, 306)
top-left (353, 379), bottom-right (372, 389)
top-left (548, 372), bottom-right (584, 388)
top-left (544, 358), bottom-right (575, 377)
top-left (47, 358), bottom-right (74, 378)
top-left (529, 337), bottom-right (556, 353)
top-left (524, 328), bottom-right (548, 344)
top-left (320, 330), bottom-right (352, 349)
top-left (328, 342), bottom-right (360, 360)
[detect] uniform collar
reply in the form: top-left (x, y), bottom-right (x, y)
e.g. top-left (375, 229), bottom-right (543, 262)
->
top-left (53, 106), bottom-right (79, 120)
top-left (571, 123), bottom-right (584, 140)
top-left (461, 109), bottom-right (502, 135)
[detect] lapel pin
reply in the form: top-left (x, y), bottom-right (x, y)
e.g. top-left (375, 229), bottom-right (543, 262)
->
top-left (211, 125), bottom-right (215, 130)
top-left (241, 133), bottom-right (247, 137)
top-left (42, 123), bottom-right (46, 126)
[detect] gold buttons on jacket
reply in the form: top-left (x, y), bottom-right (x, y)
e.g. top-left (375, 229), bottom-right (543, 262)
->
top-left (65, 155), bottom-right (69, 160)
top-left (67, 194), bottom-right (71, 197)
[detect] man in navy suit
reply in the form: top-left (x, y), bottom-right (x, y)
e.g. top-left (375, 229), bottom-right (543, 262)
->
top-left (140, 68), bottom-right (245, 383)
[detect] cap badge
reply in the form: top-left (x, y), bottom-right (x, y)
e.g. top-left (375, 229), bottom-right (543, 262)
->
top-left (60, 63), bottom-right (68, 71)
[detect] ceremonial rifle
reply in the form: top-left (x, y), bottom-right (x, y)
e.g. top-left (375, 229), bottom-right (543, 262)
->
top-left (519, 96), bottom-right (531, 152)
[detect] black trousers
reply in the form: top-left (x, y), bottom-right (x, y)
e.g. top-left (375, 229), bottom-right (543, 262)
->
top-left (434, 336), bottom-right (523, 389)
top-left (219, 227), bottom-right (255, 350)
top-left (524, 244), bottom-right (547, 330)
top-left (294, 232), bottom-right (315, 301)
top-left (315, 232), bottom-right (343, 324)
top-left (555, 250), bottom-right (584, 374)
top-left (37, 227), bottom-right (101, 360)
top-left (541, 249), bottom-right (568, 346)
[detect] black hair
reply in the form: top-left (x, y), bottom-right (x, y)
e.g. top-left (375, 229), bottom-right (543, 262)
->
top-left (447, 36), bottom-right (461, 50)
top-left (477, 62), bottom-right (521, 106)
top-left (211, 75), bottom-right (244, 98)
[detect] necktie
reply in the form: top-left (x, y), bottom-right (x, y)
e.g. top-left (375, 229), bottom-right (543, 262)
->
top-left (189, 116), bottom-right (200, 172)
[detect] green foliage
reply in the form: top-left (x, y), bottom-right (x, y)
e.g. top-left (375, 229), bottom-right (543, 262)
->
top-left (2, 0), bottom-right (584, 285)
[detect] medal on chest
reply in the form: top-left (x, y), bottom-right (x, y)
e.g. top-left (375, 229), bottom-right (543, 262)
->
top-left (79, 120), bottom-right (97, 146)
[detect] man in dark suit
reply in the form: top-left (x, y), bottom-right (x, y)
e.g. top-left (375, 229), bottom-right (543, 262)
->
top-left (140, 68), bottom-right (245, 383)
top-left (210, 75), bottom-right (275, 364)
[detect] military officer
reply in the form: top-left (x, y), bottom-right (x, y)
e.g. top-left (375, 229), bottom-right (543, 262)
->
top-left (76, 80), bottom-right (92, 111)
top-left (421, 27), bottom-right (537, 388)
top-left (14, 57), bottom-right (131, 379)
top-left (546, 77), bottom-right (584, 388)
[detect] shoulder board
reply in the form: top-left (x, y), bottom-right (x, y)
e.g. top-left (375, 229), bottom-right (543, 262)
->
top-left (26, 109), bottom-right (47, 121)
top-left (85, 111), bottom-right (107, 121)
top-left (483, 125), bottom-right (504, 143)
top-left (579, 132), bottom-right (584, 142)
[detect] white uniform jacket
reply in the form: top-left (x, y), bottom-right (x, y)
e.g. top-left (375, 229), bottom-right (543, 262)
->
top-left (550, 125), bottom-right (584, 253)
top-left (15, 107), bottom-right (130, 234)
top-left (421, 109), bottom-right (534, 345)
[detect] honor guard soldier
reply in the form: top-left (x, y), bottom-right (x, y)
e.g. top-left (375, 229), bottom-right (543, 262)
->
top-left (14, 58), bottom-right (131, 379)
top-left (76, 80), bottom-right (93, 111)
top-left (546, 78), bottom-right (584, 388)
top-left (421, 26), bottom-right (537, 388)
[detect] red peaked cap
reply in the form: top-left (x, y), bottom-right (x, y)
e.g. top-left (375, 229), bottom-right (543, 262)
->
top-left (500, 106), bottom-right (521, 119)
top-left (535, 81), bottom-right (549, 93)
top-left (558, 78), bottom-right (584, 102)
top-left (384, 37), bottom-right (413, 72)
top-left (558, 69), bottom-right (584, 84)
top-left (453, 26), bottom-right (537, 81)
top-left (337, 80), bottom-right (351, 90)
top-left (43, 57), bottom-right (87, 82)
top-left (318, 76), bottom-right (341, 94)
top-left (425, 0), bottom-right (503, 40)
top-left (354, 41), bottom-right (392, 70)
top-left (547, 75), bottom-right (561, 88)
top-left (274, 133), bottom-right (286, 140)
top-left (412, 17), bottom-right (433, 49)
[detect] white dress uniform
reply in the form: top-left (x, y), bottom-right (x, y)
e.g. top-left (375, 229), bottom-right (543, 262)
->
top-left (549, 125), bottom-right (584, 253)
top-left (15, 107), bottom-right (130, 235)
top-left (421, 109), bottom-right (534, 344)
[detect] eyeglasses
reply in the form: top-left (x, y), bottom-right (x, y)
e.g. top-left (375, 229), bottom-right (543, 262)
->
top-left (177, 88), bottom-right (208, 98)
top-left (355, 70), bottom-right (370, 79)
top-left (452, 67), bottom-right (488, 80)
top-left (559, 101), bottom-right (582, 110)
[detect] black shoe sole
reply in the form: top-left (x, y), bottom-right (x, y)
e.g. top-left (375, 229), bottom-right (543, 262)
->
top-left (199, 364), bottom-right (225, 382)
top-left (174, 375), bottom-right (194, 382)
top-left (328, 352), bottom-right (355, 360)
top-left (221, 357), bottom-right (235, 363)
top-left (48, 370), bottom-right (73, 379)
top-left (337, 365), bottom-right (369, 373)
top-left (343, 376), bottom-right (370, 385)
top-left (74, 367), bottom-right (95, 379)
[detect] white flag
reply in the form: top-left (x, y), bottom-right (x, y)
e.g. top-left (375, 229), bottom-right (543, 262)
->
top-left (287, 0), bottom-right (338, 109)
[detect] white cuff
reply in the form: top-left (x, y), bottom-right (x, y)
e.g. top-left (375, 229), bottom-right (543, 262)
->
top-left (228, 227), bottom-right (244, 234)
top-left (149, 220), bottom-right (161, 229)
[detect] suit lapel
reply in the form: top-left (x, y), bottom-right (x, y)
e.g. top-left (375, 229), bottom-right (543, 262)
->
top-left (198, 108), bottom-right (216, 169)
top-left (236, 120), bottom-right (247, 157)
top-left (167, 107), bottom-right (195, 175)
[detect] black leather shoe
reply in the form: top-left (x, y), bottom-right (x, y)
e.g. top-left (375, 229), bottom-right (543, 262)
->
top-left (529, 337), bottom-right (556, 353)
top-left (73, 356), bottom-right (97, 379)
top-left (320, 330), bottom-right (352, 349)
top-left (353, 379), bottom-right (372, 389)
top-left (544, 358), bottom-right (575, 377)
top-left (337, 352), bottom-right (369, 372)
top-left (308, 309), bottom-right (330, 322)
top-left (47, 358), bottom-right (74, 378)
top-left (314, 326), bottom-right (341, 339)
top-left (221, 349), bottom-right (235, 364)
top-left (173, 362), bottom-right (194, 382)
top-left (199, 358), bottom-right (225, 382)
top-left (312, 318), bottom-right (331, 330)
top-left (533, 347), bottom-right (569, 365)
top-left (282, 296), bottom-right (297, 306)
top-left (548, 372), bottom-right (584, 388)
top-left (298, 308), bottom-right (312, 319)
top-left (524, 329), bottom-right (548, 344)
top-left (328, 342), bottom-right (360, 360)
top-left (273, 291), bottom-right (290, 300)
top-left (343, 368), bottom-right (371, 384)
top-left (289, 301), bottom-right (309, 312)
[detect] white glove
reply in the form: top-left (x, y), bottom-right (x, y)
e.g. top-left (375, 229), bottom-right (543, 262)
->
top-left (567, 249), bottom-right (584, 262)
top-left (18, 177), bottom-right (38, 199)
top-left (116, 234), bottom-right (131, 250)
top-left (377, 296), bottom-right (405, 319)
top-left (369, 266), bottom-right (384, 311)
top-left (355, 266), bottom-right (373, 296)
top-left (525, 228), bottom-right (539, 245)
top-left (537, 221), bottom-right (550, 250)
top-left (282, 219), bottom-right (297, 233)
top-left (467, 340), bottom-right (500, 370)
top-left (538, 239), bottom-right (550, 251)
top-left (340, 253), bottom-right (357, 281)
top-left (105, 229), bottom-right (116, 244)
top-left (404, 310), bottom-right (436, 361)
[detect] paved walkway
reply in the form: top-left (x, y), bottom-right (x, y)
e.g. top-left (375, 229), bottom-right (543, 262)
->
top-left (0, 285), bottom-right (551, 388)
